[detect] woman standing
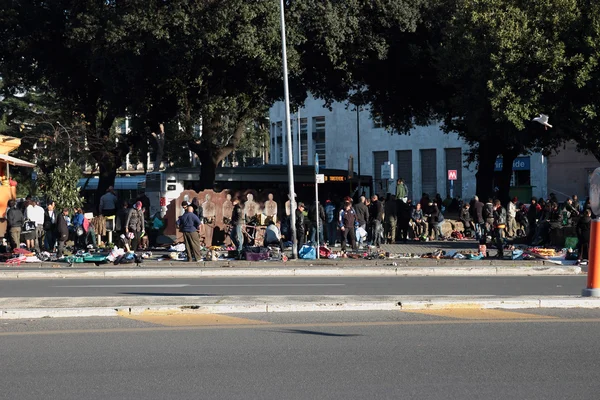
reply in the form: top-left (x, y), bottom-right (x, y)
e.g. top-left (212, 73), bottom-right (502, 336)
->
top-left (23, 200), bottom-right (37, 251)
top-left (125, 201), bottom-right (145, 251)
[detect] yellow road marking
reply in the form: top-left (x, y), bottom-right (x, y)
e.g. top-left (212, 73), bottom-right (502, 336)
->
top-left (403, 309), bottom-right (556, 320)
top-left (119, 312), bottom-right (271, 327)
top-left (0, 317), bottom-right (599, 337)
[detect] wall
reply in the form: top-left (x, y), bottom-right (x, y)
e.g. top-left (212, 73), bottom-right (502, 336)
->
top-left (547, 141), bottom-right (599, 201)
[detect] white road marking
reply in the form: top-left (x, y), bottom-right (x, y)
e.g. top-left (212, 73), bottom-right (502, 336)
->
top-left (52, 284), bottom-right (346, 288)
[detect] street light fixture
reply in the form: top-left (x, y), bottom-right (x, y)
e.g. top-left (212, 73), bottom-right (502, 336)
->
top-left (279, 0), bottom-right (298, 258)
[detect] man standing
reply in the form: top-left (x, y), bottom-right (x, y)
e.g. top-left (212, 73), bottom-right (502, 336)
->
top-left (307, 201), bottom-right (325, 245)
top-left (369, 195), bottom-right (384, 246)
top-left (44, 200), bottom-right (58, 252)
top-left (99, 186), bottom-right (118, 216)
top-left (295, 202), bottom-right (307, 247)
top-left (125, 201), bottom-right (145, 251)
top-left (56, 208), bottom-right (69, 259)
top-left (396, 178), bottom-right (408, 203)
top-left (527, 197), bottom-right (539, 242)
top-left (339, 202), bottom-right (358, 252)
top-left (384, 195), bottom-right (398, 244)
top-left (176, 205), bottom-right (202, 262)
top-left (472, 196), bottom-right (485, 242)
top-left (324, 199), bottom-right (337, 246)
top-left (354, 196), bottom-right (369, 231)
top-left (507, 197), bottom-right (518, 238)
top-left (6, 200), bottom-right (23, 251)
top-left (29, 200), bottom-right (45, 253)
top-left (231, 197), bottom-right (245, 257)
top-left (492, 200), bottom-right (507, 259)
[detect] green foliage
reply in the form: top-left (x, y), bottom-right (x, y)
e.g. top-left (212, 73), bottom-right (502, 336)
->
top-left (37, 163), bottom-right (84, 210)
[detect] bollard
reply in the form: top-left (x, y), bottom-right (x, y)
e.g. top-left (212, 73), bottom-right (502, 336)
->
top-left (582, 219), bottom-right (600, 297)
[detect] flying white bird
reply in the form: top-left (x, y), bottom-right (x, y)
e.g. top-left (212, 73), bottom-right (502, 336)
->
top-left (532, 114), bottom-right (553, 129)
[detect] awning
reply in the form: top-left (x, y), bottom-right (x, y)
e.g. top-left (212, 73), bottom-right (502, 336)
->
top-left (0, 153), bottom-right (36, 168)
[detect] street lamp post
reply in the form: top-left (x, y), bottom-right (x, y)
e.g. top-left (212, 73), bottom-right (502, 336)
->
top-left (279, 0), bottom-right (298, 258)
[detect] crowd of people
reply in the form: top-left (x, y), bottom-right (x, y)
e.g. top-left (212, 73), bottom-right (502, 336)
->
top-left (4, 186), bottom-right (155, 260)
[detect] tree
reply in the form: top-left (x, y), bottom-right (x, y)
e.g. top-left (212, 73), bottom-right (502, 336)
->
top-left (302, 0), bottom-right (596, 202)
top-left (37, 162), bottom-right (84, 210)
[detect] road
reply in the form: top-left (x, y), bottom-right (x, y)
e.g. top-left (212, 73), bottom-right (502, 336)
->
top-left (0, 276), bottom-right (586, 297)
top-left (1, 309), bottom-right (599, 399)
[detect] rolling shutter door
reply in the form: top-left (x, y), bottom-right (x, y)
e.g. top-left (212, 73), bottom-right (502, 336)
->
top-left (445, 148), bottom-right (462, 198)
top-left (420, 149), bottom-right (437, 197)
top-left (396, 150), bottom-right (412, 199)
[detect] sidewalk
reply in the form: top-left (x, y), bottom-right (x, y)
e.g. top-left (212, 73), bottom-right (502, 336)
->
top-left (0, 294), bottom-right (599, 319)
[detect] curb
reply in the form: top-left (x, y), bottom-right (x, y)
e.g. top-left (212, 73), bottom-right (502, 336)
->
top-left (0, 265), bottom-right (582, 279)
top-left (0, 295), bottom-right (599, 319)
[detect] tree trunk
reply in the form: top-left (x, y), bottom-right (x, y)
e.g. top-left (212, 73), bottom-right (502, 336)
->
top-left (474, 142), bottom-right (499, 201)
top-left (198, 153), bottom-right (218, 190)
top-left (496, 149), bottom-right (519, 205)
top-left (152, 123), bottom-right (166, 172)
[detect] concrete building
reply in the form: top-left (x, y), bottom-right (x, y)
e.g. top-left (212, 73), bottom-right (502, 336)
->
top-left (269, 95), bottom-right (548, 202)
top-left (547, 141), bottom-right (599, 201)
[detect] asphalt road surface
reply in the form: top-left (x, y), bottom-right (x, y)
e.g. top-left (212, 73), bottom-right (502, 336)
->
top-left (0, 276), bottom-right (586, 297)
top-left (1, 309), bottom-right (600, 400)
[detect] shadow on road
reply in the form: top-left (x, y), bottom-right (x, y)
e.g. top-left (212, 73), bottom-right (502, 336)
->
top-left (266, 329), bottom-right (363, 337)
top-left (119, 292), bottom-right (214, 297)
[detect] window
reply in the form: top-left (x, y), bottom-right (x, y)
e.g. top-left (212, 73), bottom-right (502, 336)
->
top-left (300, 118), bottom-right (308, 165)
top-left (373, 151), bottom-right (389, 196)
top-left (312, 116), bottom-right (326, 167)
top-left (420, 149), bottom-right (437, 197)
top-left (396, 150), bottom-right (413, 199)
top-left (276, 122), bottom-right (284, 164)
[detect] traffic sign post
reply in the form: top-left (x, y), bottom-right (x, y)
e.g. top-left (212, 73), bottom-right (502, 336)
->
top-left (583, 167), bottom-right (600, 296)
top-left (447, 170), bottom-right (457, 198)
top-left (315, 154), bottom-right (320, 259)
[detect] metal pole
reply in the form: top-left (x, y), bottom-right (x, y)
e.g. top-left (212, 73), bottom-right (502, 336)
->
top-left (297, 109), bottom-right (301, 165)
top-left (356, 105), bottom-right (361, 182)
top-left (279, 0), bottom-right (298, 258)
top-left (315, 175), bottom-right (320, 259)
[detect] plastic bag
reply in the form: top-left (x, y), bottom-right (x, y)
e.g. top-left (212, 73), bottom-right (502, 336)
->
top-left (299, 245), bottom-right (316, 260)
top-left (565, 236), bottom-right (578, 250)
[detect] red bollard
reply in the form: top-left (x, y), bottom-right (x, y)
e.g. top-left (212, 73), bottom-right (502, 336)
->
top-left (582, 219), bottom-right (600, 297)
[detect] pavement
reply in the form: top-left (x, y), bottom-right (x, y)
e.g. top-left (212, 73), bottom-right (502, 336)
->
top-left (0, 239), bottom-right (590, 320)
top-left (2, 309), bottom-right (600, 399)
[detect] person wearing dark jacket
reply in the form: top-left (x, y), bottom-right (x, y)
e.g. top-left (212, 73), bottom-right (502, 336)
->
top-left (177, 205), bottom-right (202, 262)
top-left (43, 200), bottom-right (58, 252)
top-left (492, 200), bottom-right (507, 258)
top-left (459, 203), bottom-right (473, 237)
top-left (125, 201), bottom-right (145, 251)
top-left (527, 197), bottom-right (539, 241)
top-left (384, 195), bottom-right (398, 244)
top-left (369, 195), bottom-right (384, 246)
top-left (339, 202), bottom-right (358, 252)
top-left (308, 201), bottom-right (325, 245)
top-left (56, 208), bottom-right (70, 259)
top-left (397, 200), bottom-right (412, 243)
top-left (426, 202), bottom-right (443, 240)
top-left (577, 209), bottom-right (592, 262)
top-left (354, 196), bottom-right (369, 230)
top-left (471, 196), bottom-right (485, 242)
top-left (6, 199), bottom-right (23, 250)
top-left (295, 202), bottom-right (306, 247)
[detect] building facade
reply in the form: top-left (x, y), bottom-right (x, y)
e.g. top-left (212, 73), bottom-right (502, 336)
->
top-left (269, 95), bottom-right (548, 202)
top-left (547, 141), bottom-right (599, 201)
